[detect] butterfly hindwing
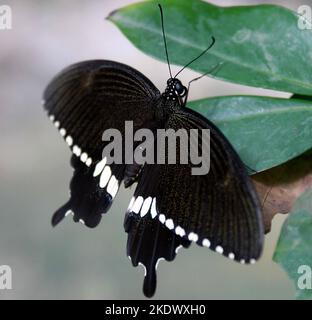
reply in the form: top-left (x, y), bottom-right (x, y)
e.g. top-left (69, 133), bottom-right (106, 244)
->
top-left (124, 145), bottom-right (192, 297)
top-left (52, 156), bottom-right (124, 228)
top-left (43, 60), bottom-right (161, 227)
top-left (124, 202), bottom-right (191, 298)
top-left (128, 107), bottom-right (264, 265)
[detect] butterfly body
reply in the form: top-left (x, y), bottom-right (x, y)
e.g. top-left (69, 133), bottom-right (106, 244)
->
top-left (43, 59), bottom-right (264, 298)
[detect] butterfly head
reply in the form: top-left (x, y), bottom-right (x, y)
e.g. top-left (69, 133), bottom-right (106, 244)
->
top-left (163, 78), bottom-right (188, 104)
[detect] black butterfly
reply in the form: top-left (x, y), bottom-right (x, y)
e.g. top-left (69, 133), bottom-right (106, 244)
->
top-left (42, 5), bottom-right (264, 298)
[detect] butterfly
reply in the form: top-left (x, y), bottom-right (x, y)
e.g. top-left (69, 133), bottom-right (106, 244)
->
top-left (42, 4), bottom-right (264, 298)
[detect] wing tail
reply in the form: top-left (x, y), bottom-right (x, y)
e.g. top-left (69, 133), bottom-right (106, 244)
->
top-left (124, 210), bottom-right (190, 298)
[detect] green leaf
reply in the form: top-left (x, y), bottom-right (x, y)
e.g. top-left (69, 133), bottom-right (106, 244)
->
top-left (273, 189), bottom-right (312, 300)
top-left (108, 0), bottom-right (312, 95)
top-left (188, 96), bottom-right (312, 172)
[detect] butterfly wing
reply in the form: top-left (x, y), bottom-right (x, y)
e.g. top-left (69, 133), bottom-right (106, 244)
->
top-left (127, 107), bottom-right (264, 277)
top-left (124, 207), bottom-right (191, 297)
top-left (43, 60), bottom-right (160, 227)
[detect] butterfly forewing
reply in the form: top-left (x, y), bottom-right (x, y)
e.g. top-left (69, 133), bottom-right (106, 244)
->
top-left (43, 60), bottom-right (160, 161)
top-left (43, 60), bottom-right (161, 227)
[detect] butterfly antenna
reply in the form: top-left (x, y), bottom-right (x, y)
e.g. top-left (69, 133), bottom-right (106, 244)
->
top-left (182, 61), bottom-right (224, 107)
top-left (175, 36), bottom-right (215, 78)
top-left (188, 61), bottom-right (224, 87)
top-left (158, 4), bottom-right (173, 79)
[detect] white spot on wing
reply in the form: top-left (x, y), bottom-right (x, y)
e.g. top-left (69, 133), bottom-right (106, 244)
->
top-left (175, 226), bottom-right (186, 237)
top-left (228, 253), bottom-right (235, 260)
top-left (188, 232), bottom-right (198, 242)
top-left (175, 245), bottom-right (182, 254)
top-left (202, 238), bottom-right (211, 248)
top-left (93, 157), bottom-right (107, 177)
top-left (60, 128), bottom-right (66, 136)
top-left (49, 115), bottom-right (55, 121)
top-left (86, 158), bottom-right (92, 167)
top-left (65, 210), bottom-right (72, 217)
top-left (80, 152), bottom-right (88, 163)
top-left (79, 219), bottom-right (85, 225)
top-left (107, 175), bottom-right (119, 198)
top-left (155, 257), bottom-right (165, 270)
top-left (165, 219), bottom-right (174, 230)
top-left (215, 246), bottom-right (224, 254)
top-left (150, 197), bottom-right (157, 219)
top-left (112, 182), bottom-right (119, 198)
top-left (73, 145), bottom-right (81, 157)
top-left (250, 259), bottom-right (256, 264)
top-left (54, 121), bottom-right (60, 128)
top-left (127, 197), bottom-right (135, 212)
top-left (140, 197), bottom-right (152, 217)
top-left (66, 136), bottom-right (73, 146)
top-left (132, 196), bottom-right (144, 214)
top-left (138, 262), bottom-right (147, 276)
top-left (159, 214), bottom-right (166, 224)
top-left (99, 166), bottom-right (111, 188)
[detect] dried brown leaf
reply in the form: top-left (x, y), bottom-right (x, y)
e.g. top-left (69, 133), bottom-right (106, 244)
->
top-left (252, 150), bottom-right (312, 233)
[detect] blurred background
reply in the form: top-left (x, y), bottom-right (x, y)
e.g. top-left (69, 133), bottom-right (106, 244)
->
top-left (0, 0), bottom-right (309, 299)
